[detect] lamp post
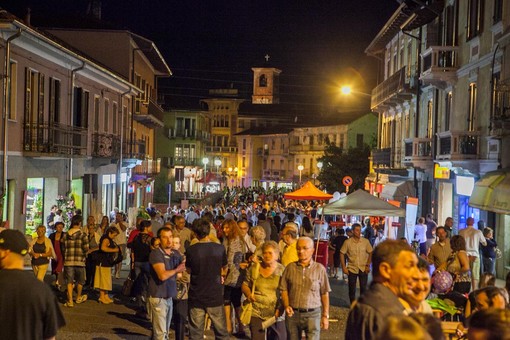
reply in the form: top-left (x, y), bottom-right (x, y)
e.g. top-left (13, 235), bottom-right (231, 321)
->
top-left (214, 159), bottom-right (222, 173)
top-left (297, 164), bottom-right (304, 186)
top-left (202, 157), bottom-right (209, 195)
top-left (316, 161), bottom-right (323, 186)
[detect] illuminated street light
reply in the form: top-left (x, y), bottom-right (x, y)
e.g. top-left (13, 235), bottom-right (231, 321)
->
top-left (202, 157), bottom-right (209, 193)
top-left (214, 158), bottom-right (222, 173)
top-left (341, 85), bottom-right (352, 95)
top-left (297, 164), bottom-right (304, 185)
top-left (317, 161), bottom-right (323, 171)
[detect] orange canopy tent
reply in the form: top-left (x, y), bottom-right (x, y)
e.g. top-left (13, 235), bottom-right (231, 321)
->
top-left (284, 181), bottom-right (333, 201)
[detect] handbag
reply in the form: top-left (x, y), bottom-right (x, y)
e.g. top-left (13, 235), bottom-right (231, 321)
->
top-left (495, 247), bottom-right (503, 260)
top-left (240, 262), bottom-right (260, 325)
top-left (122, 270), bottom-right (136, 296)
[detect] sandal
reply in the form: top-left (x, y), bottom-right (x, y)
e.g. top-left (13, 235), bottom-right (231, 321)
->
top-left (76, 295), bottom-right (88, 304)
top-left (64, 301), bottom-right (74, 308)
top-left (98, 297), bottom-right (113, 304)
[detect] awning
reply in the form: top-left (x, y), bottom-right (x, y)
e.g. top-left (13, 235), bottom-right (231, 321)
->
top-left (469, 169), bottom-right (510, 214)
top-left (380, 181), bottom-right (415, 202)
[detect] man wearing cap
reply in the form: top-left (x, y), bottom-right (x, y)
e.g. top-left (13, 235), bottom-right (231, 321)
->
top-left (0, 229), bottom-right (65, 339)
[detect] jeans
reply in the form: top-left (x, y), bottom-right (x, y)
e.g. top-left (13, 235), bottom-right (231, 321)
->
top-left (347, 271), bottom-right (368, 304)
top-left (285, 308), bottom-right (321, 340)
top-left (134, 262), bottom-right (150, 309)
top-left (188, 305), bottom-right (229, 340)
top-left (173, 299), bottom-right (188, 340)
top-left (148, 297), bottom-right (173, 340)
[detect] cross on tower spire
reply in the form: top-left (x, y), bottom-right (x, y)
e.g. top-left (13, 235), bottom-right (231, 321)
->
top-left (264, 54), bottom-right (270, 62)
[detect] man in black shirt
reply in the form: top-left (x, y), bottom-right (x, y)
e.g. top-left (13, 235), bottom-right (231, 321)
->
top-left (186, 218), bottom-right (229, 340)
top-left (0, 229), bottom-right (65, 340)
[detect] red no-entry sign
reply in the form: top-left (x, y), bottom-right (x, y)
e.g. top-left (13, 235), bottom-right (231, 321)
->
top-left (342, 176), bottom-right (353, 186)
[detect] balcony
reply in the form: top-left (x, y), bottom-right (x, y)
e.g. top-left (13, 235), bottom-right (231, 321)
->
top-left (168, 128), bottom-right (210, 141)
top-left (372, 148), bottom-right (391, 167)
top-left (133, 158), bottom-right (161, 176)
top-left (420, 46), bottom-right (459, 89)
top-left (92, 133), bottom-right (120, 158)
top-left (288, 144), bottom-right (325, 153)
top-left (23, 123), bottom-right (87, 156)
top-left (371, 66), bottom-right (415, 111)
top-left (205, 146), bottom-right (238, 153)
top-left (261, 169), bottom-right (287, 181)
top-left (437, 131), bottom-right (479, 160)
top-left (133, 99), bottom-right (164, 128)
top-left (123, 139), bottom-right (146, 160)
top-left (164, 157), bottom-right (201, 168)
top-left (403, 138), bottom-right (432, 164)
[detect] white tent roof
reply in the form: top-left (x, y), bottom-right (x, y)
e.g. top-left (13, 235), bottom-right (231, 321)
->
top-left (323, 189), bottom-right (406, 217)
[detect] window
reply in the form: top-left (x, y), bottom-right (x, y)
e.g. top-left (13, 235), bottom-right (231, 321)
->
top-left (445, 92), bottom-right (452, 131)
top-left (104, 99), bottom-right (109, 133)
top-left (94, 97), bottom-right (100, 131)
top-left (243, 139), bottom-right (246, 150)
top-left (48, 78), bottom-right (60, 124)
top-left (444, 3), bottom-right (458, 46)
top-left (467, 0), bottom-right (484, 40)
top-left (468, 83), bottom-right (477, 131)
top-left (8, 61), bottom-right (17, 120)
top-left (73, 87), bottom-right (89, 128)
top-left (259, 74), bottom-right (267, 87)
top-left (356, 134), bottom-right (364, 148)
top-left (242, 156), bottom-right (246, 168)
top-left (24, 68), bottom-right (39, 126)
top-left (493, 0), bottom-right (503, 23)
top-left (112, 102), bottom-right (118, 134)
top-left (134, 74), bottom-right (141, 114)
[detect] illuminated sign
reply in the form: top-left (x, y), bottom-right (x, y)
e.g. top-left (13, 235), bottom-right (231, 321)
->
top-left (456, 176), bottom-right (475, 196)
top-left (434, 164), bottom-right (450, 179)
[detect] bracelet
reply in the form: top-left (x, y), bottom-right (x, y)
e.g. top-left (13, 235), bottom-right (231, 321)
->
top-left (322, 314), bottom-right (329, 318)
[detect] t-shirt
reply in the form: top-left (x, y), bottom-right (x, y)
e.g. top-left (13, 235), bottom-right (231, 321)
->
top-left (0, 269), bottom-right (66, 340)
top-left (148, 247), bottom-right (181, 299)
top-left (186, 241), bottom-right (227, 308)
top-left (414, 223), bottom-right (427, 243)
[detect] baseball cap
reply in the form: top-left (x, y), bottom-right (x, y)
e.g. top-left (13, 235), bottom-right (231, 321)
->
top-left (0, 230), bottom-right (29, 256)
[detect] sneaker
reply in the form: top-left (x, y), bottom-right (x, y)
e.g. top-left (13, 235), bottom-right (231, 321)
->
top-left (76, 295), bottom-right (88, 304)
top-left (64, 301), bottom-right (74, 308)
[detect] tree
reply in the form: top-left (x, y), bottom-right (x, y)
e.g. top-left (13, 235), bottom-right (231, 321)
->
top-left (317, 143), bottom-right (370, 194)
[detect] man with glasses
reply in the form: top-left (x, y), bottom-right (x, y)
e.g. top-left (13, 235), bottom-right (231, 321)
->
top-left (280, 237), bottom-right (330, 340)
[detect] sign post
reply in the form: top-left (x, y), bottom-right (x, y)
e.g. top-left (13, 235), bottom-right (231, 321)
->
top-left (342, 176), bottom-right (353, 193)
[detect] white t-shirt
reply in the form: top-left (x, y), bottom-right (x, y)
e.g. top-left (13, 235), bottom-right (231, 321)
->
top-left (110, 221), bottom-right (127, 245)
top-left (459, 226), bottom-right (487, 257)
top-left (414, 223), bottom-right (427, 243)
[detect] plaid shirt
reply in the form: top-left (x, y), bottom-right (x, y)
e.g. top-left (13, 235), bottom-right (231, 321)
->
top-left (63, 227), bottom-right (89, 267)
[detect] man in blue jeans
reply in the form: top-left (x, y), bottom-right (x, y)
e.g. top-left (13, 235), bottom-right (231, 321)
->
top-left (186, 218), bottom-right (229, 340)
top-left (280, 237), bottom-right (331, 340)
top-left (148, 227), bottom-right (186, 340)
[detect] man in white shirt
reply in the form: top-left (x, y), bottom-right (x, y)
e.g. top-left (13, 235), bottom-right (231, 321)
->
top-left (414, 217), bottom-right (427, 256)
top-left (459, 217), bottom-right (487, 290)
top-left (185, 207), bottom-right (199, 225)
top-left (110, 212), bottom-right (127, 279)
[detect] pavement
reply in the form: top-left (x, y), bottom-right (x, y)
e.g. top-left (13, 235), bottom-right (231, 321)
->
top-left (43, 264), bottom-right (353, 340)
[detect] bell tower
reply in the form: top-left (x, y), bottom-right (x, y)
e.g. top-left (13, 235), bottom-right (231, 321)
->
top-left (252, 55), bottom-right (281, 104)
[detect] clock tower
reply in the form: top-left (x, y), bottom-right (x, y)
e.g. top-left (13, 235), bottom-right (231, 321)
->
top-left (252, 55), bottom-right (281, 104)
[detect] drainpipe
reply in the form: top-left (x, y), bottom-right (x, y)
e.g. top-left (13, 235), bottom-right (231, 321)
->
top-left (489, 43), bottom-right (500, 131)
top-left (68, 61), bottom-right (86, 194)
top-left (117, 86), bottom-right (132, 210)
top-left (1, 28), bottom-right (22, 220)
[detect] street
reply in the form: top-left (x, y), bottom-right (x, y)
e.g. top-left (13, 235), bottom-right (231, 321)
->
top-left (51, 266), bottom-right (352, 340)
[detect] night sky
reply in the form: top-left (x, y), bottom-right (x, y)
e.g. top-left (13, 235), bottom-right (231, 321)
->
top-left (2, 0), bottom-right (399, 110)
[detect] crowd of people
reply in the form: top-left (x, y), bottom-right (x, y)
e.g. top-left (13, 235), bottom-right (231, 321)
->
top-left (0, 186), bottom-right (509, 339)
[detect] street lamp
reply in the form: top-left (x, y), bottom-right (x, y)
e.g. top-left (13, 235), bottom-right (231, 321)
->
top-left (214, 159), bottom-right (222, 173)
top-left (297, 164), bottom-right (304, 185)
top-left (316, 161), bottom-right (323, 185)
top-left (202, 157), bottom-right (209, 195)
top-left (340, 85), bottom-right (371, 97)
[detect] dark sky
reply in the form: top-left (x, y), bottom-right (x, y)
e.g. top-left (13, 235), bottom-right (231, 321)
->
top-left (2, 0), bottom-right (399, 109)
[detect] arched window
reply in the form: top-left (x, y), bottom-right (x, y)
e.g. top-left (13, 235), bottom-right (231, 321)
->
top-left (259, 74), bottom-right (267, 87)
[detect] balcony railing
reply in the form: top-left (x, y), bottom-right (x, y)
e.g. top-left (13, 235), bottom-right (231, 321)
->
top-left (164, 157), bottom-right (201, 167)
top-left (205, 146), bottom-right (238, 153)
top-left (23, 123), bottom-right (87, 156)
top-left (133, 158), bottom-right (161, 176)
top-left (262, 169), bottom-right (287, 180)
top-left (371, 66), bottom-right (414, 110)
top-left (289, 144), bottom-right (325, 153)
top-left (421, 46), bottom-right (459, 88)
top-left (491, 81), bottom-right (510, 136)
top-left (437, 131), bottom-right (479, 160)
top-left (123, 139), bottom-right (146, 159)
top-left (133, 99), bottom-right (164, 128)
top-left (403, 138), bottom-right (432, 163)
top-left (168, 128), bottom-right (210, 141)
top-left (92, 133), bottom-right (120, 158)
top-left (372, 148), bottom-right (391, 167)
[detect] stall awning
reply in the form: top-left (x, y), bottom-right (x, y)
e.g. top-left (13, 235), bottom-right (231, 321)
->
top-left (469, 169), bottom-right (510, 214)
top-left (380, 181), bottom-right (415, 202)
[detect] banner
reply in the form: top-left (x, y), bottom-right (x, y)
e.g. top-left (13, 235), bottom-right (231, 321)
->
top-left (405, 197), bottom-right (419, 243)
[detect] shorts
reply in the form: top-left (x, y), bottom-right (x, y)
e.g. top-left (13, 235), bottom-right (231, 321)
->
top-left (223, 285), bottom-right (242, 308)
top-left (471, 256), bottom-right (481, 281)
top-left (118, 244), bottom-right (127, 260)
top-left (64, 266), bottom-right (86, 285)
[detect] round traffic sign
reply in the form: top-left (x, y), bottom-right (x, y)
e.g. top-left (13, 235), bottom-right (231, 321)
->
top-left (342, 176), bottom-right (353, 186)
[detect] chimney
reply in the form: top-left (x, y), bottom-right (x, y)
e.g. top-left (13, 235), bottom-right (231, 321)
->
top-left (24, 7), bottom-right (31, 26)
top-left (86, 1), bottom-right (102, 20)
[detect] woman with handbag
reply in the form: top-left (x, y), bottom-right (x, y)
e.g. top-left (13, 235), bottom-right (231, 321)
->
top-left (29, 225), bottom-right (56, 281)
top-left (94, 226), bottom-right (120, 304)
top-left (85, 216), bottom-right (101, 289)
top-left (241, 241), bottom-right (286, 340)
top-left (481, 227), bottom-right (497, 276)
top-left (446, 235), bottom-right (472, 295)
top-left (222, 218), bottom-right (247, 335)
